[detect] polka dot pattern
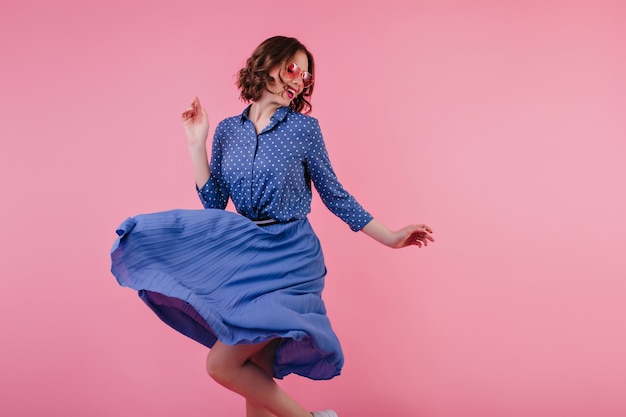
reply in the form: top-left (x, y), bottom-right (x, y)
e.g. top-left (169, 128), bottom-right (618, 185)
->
top-left (198, 105), bottom-right (373, 231)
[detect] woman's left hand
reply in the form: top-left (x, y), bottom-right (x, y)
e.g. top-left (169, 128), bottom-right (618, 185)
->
top-left (362, 220), bottom-right (435, 249)
top-left (387, 224), bottom-right (435, 249)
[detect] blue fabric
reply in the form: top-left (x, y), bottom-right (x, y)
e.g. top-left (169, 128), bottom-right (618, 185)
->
top-left (111, 209), bottom-right (342, 380)
top-left (199, 105), bottom-right (373, 231)
top-left (110, 106), bottom-right (373, 380)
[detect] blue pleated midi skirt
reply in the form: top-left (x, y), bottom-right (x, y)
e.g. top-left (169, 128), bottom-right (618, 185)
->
top-left (110, 208), bottom-right (343, 380)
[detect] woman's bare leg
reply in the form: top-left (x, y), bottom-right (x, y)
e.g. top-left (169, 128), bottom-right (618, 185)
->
top-left (245, 339), bottom-right (280, 417)
top-left (206, 339), bottom-right (311, 417)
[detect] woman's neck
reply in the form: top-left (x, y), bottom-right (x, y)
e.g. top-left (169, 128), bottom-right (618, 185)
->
top-left (248, 99), bottom-right (281, 126)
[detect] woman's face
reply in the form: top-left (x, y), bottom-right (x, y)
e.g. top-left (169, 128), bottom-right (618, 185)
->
top-left (267, 50), bottom-right (310, 104)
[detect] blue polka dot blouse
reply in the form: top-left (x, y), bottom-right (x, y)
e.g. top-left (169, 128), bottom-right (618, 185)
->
top-left (197, 105), bottom-right (373, 231)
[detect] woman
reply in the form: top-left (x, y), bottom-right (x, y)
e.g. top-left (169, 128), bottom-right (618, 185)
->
top-left (111, 36), bottom-right (434, 417)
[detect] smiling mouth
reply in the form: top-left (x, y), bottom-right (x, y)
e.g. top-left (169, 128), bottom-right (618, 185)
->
top-left (284, 87), bottom-right (297, 99)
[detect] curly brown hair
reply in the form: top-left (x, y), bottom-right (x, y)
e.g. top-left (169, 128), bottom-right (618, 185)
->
top-left (237, 36), bottom-right (315, 114)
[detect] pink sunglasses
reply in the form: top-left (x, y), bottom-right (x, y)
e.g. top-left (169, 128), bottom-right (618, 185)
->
top-left (283, 63), bottom-right (314, 88)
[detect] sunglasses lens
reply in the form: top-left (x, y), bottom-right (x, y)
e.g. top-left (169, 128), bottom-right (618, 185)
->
top-left (285, 63), bottom-right (313, 87)
top-left (286, 63), bottom-right (299, 77)
top-left (302, 73), bottom-right (312, 87)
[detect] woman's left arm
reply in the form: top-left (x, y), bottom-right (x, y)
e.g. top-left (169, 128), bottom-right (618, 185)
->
top-left (305, 119), bottom-right (434, 245)
top-left (361, 219), bottom-right (434, 249)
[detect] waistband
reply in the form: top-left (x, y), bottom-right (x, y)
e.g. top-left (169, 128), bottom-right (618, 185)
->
top-left (252, 218), bottom-right (281, 226)
top-left (250, 218), bottom-right (301, 227)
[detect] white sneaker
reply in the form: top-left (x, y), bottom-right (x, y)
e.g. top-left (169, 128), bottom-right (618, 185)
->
top-left (311, 411), bottom-right (338, 417)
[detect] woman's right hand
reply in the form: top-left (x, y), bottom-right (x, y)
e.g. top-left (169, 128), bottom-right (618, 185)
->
top-left (182, 96), bottom-right (209, 148)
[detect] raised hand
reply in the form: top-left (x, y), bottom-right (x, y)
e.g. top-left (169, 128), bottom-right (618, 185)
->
top-left (182, 96), bottom-right (209, 149)
top-left (182, 97), bottom-right (211, 188)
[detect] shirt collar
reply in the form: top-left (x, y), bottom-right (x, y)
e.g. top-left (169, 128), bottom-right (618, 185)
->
top-left (240, 105), bottom-right (291, 124)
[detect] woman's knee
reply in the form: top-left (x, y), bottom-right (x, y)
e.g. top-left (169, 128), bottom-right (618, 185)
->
top-left (205, 350), bottom-right (232, 384)
top-left (206, 339), bottom-right (276, 383)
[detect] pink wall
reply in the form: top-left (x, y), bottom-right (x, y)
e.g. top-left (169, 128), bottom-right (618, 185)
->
top-left (1, 1), bottom-right (625, 416)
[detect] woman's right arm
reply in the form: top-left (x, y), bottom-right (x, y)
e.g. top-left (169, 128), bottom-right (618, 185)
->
top-left (182, 97), bottom-right (210, 189)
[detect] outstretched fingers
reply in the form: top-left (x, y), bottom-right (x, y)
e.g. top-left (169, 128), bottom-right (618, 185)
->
top-left (407, 224), bottom-right (435, 248)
